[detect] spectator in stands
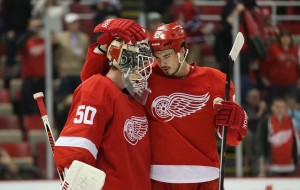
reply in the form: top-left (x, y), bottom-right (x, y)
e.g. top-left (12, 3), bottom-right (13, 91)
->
top-left (144, 0), bottom-right (173, 23)
top-left (243, 88), bottom-right (267, 175)
top-left (146, 12), bottom-right (163, 34)
top-left (214, 0), bottom-right (245, 73)
top-left (171, 0), bottom-right (215, 64)
top-left (215, 0), bottom-right (267, 105)
top-left (215, 0), bottom-right (251, 105)
top-left (2, 0), bottom-right (31, 88)
top-left (16, 17), bottom-right (46, 116)
top-left (92, 0), bottom-right (121, 41)
top-left (31, 0), bottom-right (68, 35)
top-left (0, 148), bottom-right (19, 179)
top-left (69, 0), bottom-right (95, 42)
top-left (260, 7), bottom-right (279, 45)
top-left (286, 93), bottom-right (300, 137)
top-left (257, 97), bottom-right (299, 177)
top-left (260, 29), bottom-right (300, 103)
top-left (54, 13), bottom-right (89, 132)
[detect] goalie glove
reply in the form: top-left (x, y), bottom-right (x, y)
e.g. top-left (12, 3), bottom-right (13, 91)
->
top-left (60, 160), bottom-right (106, 190)
top-left (214, 100), bottom-right (248, 146)
top-left (94, 18), bottom-right (147, 45)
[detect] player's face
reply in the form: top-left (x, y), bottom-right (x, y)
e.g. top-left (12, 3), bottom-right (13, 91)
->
top-left (153, 49), bottom-right (180, 76)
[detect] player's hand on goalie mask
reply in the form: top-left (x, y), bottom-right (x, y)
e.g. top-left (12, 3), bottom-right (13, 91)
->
top-left (214, 100), bottom-right (248, 145)
top-left (94, 18), bottom-right (147, 45)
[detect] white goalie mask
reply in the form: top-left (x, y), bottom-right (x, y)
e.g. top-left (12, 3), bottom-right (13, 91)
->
top-left (107, 38), bottom-right (154, 105)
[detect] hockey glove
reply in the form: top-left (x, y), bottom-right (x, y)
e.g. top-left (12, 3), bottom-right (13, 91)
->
top-left (214, 101), bottom-right (248, 145)
top-left (94, 18), bottom-right (147, 45)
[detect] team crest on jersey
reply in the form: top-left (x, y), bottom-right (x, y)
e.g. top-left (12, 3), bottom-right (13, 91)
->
top-left (270, 129), bottom-right (293, 147)
top-left (123, 116), bottom-right (148, 145)
top-left (151, 92), bottom-right (210, 122)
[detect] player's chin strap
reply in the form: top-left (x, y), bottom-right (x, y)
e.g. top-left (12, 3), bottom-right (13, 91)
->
top-left (173, 48), bottom-right (189, 76)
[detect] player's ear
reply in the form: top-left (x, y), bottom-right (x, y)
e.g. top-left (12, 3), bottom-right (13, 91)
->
top-left (179, 46), bottom-right (186, 58)
top-left (180, 41), bottom-right (187, 53)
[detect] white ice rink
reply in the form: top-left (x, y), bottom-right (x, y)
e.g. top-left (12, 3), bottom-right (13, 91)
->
top-left (0, 178), bottom-right (299, 190)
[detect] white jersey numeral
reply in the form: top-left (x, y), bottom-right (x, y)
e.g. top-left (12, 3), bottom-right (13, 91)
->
top-left (74, 105), bottom-right (97, 125)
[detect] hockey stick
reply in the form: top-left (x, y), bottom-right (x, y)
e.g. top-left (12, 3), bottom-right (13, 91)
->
top-left (218, 32), bottom-right (244, 190)
top-left (33, 92), bottom-right (65, 182)
top-left (34, 92), bottom-right (106, 190)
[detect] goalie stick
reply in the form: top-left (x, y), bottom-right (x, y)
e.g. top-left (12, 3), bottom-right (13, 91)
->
top-left (33, 92), bottom-right (65, 182)
top-left (34, 92), bottom-right (106, 190)
top-left (218, 32), bottom-right (244, 190)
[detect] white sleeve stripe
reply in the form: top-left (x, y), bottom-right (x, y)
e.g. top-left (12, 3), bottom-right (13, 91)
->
top-left (55, 136), bottom-right (98, 159)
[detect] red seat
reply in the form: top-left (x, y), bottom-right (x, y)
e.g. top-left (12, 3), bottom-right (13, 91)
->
top-left (23, 114), bottom-right (44, 131)
top-left (23, 114), bottom-right (44, 141)
top-left (69, 4), bottom-right (95, 41)
top-left (35, 142), bottom-right (60, 179)
top-left (36, 142), bottom-right (46, 175)
top-left (0, 142), bottom-right (32, 158)
top-left (1, 142), bottom-right (34, 168)
top-left (0, 115), bottom-right (20, 130)
top-left (24, 114), bottom-right (58, 156)
top-left (199, 6), bottom-right (222, 15)
top-left (0, 89), bottom-right (11, 103)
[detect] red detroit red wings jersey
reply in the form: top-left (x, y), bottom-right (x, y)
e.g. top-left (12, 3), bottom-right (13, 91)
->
top-left (269, 115), bottom-right (295, 172)
top-left (260, 44), bottom-right (300, 86)
top-left (146, 65), bottom-right (235, 183)
top-left (54, 74), bottom-right (151, 190)
top-left (20, 37), bottom-right (45, 79)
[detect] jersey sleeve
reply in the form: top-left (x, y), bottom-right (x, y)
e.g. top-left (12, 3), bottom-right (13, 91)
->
top-left (54, 78), bottom-right (114, 170)
top-left (80, 43), bottom-right (110, 81)
top-left (209, 68), bottom-right (235, 102)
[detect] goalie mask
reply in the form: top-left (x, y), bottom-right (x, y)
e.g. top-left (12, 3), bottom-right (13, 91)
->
top-left (107, 38), bottom-right (154, 105)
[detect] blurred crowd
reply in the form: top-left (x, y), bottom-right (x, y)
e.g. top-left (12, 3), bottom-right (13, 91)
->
top-left (0, 0), bottom-right (299, 179)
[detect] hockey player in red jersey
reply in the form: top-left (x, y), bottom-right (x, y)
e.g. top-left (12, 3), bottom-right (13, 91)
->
top-left (147, 22), bottom-right (247, 190)
top-left (80, 19), bottom-right (248, 190)
top-left (54, 18), bottom-right (154, 190)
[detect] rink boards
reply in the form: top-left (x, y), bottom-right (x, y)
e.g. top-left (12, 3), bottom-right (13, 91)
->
top-left (0, 178), bottom-right (299, 190)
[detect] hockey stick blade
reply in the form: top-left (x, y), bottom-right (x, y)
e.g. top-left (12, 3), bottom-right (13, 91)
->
top-left (229, 32), bottom-right (244, 62)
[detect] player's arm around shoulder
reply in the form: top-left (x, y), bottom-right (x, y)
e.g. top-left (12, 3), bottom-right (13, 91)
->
top-left (54, 76), bottom-right (114, 170)
top-left (80, 43), bottom-right (110, 81)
